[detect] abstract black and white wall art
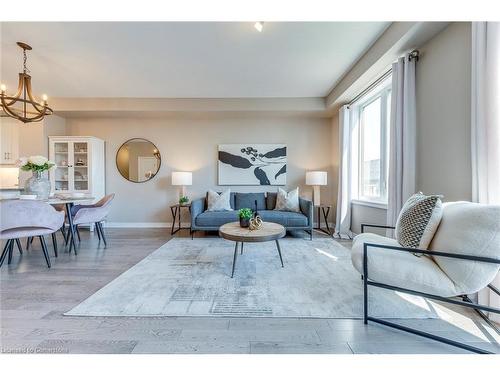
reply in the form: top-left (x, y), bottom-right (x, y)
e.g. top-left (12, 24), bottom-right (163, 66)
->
top-left (218, 144), bottom-right (287, 185)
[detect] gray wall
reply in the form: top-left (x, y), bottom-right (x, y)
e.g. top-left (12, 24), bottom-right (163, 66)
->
top-left (66, 115), bottom-right (334, 224)
top-left (416, 22), bottom-right (472, 200)
top-left (344, 22), bottom-right (472, 233)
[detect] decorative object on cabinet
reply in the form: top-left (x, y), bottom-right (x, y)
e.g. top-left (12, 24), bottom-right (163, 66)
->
top-left (48, 136), bottom-right (105, 203)
top-left (306, 171), bottom-right (327, 206)
top-left (172, 171), bottom-right (192, 202)
top-left (18, 155), bottom-right (56, 200)
top-left (0, 42), bottom-right (53, 123)
top-left (218, 144), bottom-right (286, 186)
top-left (116, 138), bottom-right (161, 183)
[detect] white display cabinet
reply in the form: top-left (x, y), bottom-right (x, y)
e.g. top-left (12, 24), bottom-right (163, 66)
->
top-left (49, 136), bottom-right (105, 201)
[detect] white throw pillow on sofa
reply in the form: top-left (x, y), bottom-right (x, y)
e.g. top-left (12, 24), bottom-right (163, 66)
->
top-left (395, 192), bottom-right (443, 251)
top-left (206, 189), bottom-right (233, 211)
top-left (274, 187), bottom-right (300, 212)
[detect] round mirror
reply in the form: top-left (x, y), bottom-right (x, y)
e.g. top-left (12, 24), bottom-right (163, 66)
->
top-left (116, 138), bottom-right (161, 183)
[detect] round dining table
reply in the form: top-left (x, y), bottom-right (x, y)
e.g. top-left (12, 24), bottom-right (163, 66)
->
top-left (46, 196), bottom-right (95, 254)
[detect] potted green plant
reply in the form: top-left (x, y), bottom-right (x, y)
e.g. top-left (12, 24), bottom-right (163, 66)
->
top-left (238, 208), bottom-right (253, 228)
top-left (179, 196), bottom-right (189, 205)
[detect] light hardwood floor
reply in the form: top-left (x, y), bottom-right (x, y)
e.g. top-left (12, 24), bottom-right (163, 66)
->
top-left (1, 228), bottom-right (499, 354)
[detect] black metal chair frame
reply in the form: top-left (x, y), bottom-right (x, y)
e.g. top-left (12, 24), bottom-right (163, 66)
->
top-left (361, 223), bottom-right (500, 354)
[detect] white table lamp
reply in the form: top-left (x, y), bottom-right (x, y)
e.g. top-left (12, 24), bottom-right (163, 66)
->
top-left (306, 171), bottom-right (327, 206)
top-left (172, 171), bottom-right (192, 199)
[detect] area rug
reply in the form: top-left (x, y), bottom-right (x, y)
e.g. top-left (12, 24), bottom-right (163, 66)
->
top-left (66, 237), bottom-right (443, 318)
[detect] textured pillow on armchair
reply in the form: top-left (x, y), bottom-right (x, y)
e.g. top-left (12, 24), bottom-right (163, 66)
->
top-left (395, 192), bottom-right (443, 252)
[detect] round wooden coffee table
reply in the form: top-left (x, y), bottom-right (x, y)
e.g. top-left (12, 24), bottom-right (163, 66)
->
top-left (219, 222), bottom-right (286, 278)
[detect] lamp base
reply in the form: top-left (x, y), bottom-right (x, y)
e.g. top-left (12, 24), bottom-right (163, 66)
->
top-left (313, 186), bottom-right (321, 206)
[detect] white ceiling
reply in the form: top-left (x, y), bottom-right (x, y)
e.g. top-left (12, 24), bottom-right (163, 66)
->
top-left (0, 22), bottom-right (389, 98)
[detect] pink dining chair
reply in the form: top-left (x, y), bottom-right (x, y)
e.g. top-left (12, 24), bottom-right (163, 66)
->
top-left (0, 200), bottom-right (64, 268)
top-left (70, 194), bottom-right (115, 248)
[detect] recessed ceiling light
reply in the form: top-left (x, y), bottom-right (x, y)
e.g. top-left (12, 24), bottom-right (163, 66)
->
top-left (254, 22), bottom-right (264, 32)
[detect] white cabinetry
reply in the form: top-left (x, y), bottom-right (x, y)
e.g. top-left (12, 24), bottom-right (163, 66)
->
top-left (0, 118), bottom-right (20, 164)
top-left (49, 136), bottom-right (105, 200)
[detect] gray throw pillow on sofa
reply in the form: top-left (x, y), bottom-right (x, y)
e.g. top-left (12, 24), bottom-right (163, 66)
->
top-left (234, 193), bottom-right (266, 210)
top-left (266, 192), bottom-right (277, 210)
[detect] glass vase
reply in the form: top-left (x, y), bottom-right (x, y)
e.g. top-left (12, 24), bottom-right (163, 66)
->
top-left (24, 171), bottom-right (51, 200)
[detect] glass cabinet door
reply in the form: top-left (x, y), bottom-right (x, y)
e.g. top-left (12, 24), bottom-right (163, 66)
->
top-left (72, 141), bottom-right (89, 191)
top-left (53, 141), bottom-right (70, 192)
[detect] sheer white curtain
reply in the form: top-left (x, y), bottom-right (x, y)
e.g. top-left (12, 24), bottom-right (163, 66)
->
top-left (386, 54), bottom-right (416, 232)
top-left (335, 105), bottom-right (353, 238)
top-left (472, 22), bottom-right (500, 322)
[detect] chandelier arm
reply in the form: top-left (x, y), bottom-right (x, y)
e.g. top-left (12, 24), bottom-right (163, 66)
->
top-left (1, 96), bottom-right (51, 122)
top-left (0, 96), bottom-right (52, 114)
top-left (0, 95), bottom-right (54, 115)
top-left (24, 112), bottom-right (46, 123)
top-left (24, 75), bottom-right (48, 114)
top-left (29, 101), bottom-right (46, 115)
top-left (1, 96), bottom-right (27, 122)
top-left (0, 74), bottom-right (25, 106)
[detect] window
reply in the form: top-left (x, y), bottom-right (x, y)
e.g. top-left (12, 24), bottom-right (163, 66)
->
top-left (352, 78), bottom-right (391, 206)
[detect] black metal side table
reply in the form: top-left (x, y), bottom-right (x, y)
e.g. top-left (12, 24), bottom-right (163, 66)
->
top-left (170, 203), bottom-right (191, 235)
top-left (314, 205), bottom-right (331, 235)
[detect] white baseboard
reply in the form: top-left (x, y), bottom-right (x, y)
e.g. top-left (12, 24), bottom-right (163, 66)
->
top-left (105, 222), bottom-right (172, 228)
top-left (103, 222), bottom-right (336, 230)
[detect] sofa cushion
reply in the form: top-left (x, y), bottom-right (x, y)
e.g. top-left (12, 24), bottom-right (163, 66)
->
top-left (351, 233), bottom-right (457, 297)
top-left (429, 202), bottom-right (500, 295)
top-left (195, 210), bottom-right (239, 227)
top-left (259, 210), bottom-right (308, 227)
top-left (234, 193), bottom-right (266, 211)
top-left (266, 192), bottom-right (277, 210)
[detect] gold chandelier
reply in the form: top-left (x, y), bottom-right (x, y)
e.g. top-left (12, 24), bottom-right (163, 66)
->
top-left (0, 42), bottom-right (53, 123)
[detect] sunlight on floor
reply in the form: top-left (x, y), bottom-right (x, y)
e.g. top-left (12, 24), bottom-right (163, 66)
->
top-left (314, 248), bottom-right (338, 261)
top-left (395, 291), bottom-right (433, 312)
top-left (394, 291), bottom-right (500, 343)
top-left (432, 302), bottom-right (500, 343)
top-left (392, 290), bottom-right (500, 344)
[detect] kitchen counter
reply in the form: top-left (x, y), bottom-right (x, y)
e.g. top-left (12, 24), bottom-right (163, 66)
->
top-left (0, 188), bottom-right (21, 199)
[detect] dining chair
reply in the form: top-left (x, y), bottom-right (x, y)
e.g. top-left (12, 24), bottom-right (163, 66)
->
top-left (70, 194), bottom-right (115, 248)
top-left (0, 200), bottom-right (65, 268)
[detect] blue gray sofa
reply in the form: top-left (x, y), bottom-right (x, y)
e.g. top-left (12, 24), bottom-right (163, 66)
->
top-left (190, 192), bottom-right (313, 239)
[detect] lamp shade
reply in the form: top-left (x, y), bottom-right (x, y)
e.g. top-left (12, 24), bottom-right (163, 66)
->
top-left (306, 171), bottom-right (327, 186)
top-left (171, 171), bottom-right (192, 186)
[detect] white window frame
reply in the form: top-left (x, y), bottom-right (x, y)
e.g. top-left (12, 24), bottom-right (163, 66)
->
top-left (351, 79), bottom-right (391, 208)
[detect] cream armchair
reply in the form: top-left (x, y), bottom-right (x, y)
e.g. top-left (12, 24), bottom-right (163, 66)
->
top-left (351, 201), bottom-right (500, 354)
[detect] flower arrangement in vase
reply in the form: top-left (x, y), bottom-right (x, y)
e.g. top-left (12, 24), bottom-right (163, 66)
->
top-left (18, 156), bottom-right (56, 200)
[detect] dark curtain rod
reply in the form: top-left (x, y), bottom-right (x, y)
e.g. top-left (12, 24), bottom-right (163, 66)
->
top-left (347, 50), bottom-right (419, 108)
